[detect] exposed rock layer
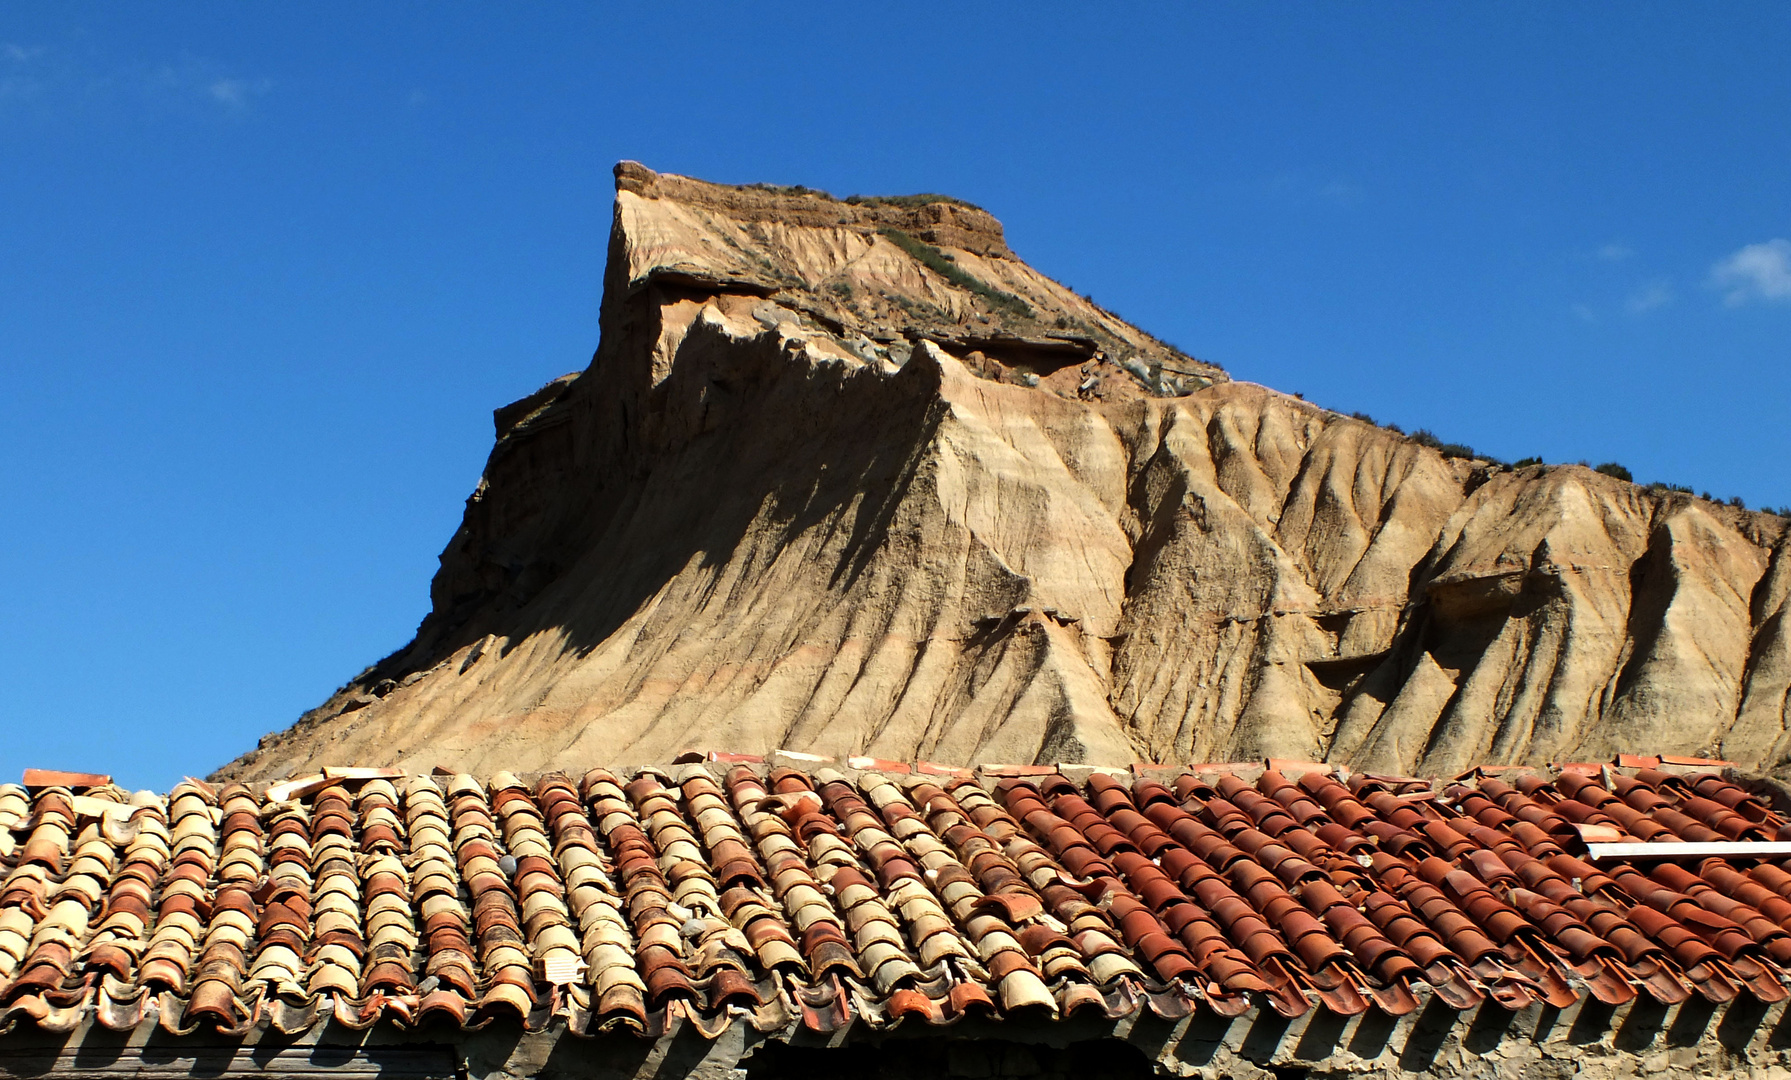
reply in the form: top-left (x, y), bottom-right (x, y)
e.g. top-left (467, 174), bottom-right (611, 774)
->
top-left (220, 165), bottom-right (1791, 781)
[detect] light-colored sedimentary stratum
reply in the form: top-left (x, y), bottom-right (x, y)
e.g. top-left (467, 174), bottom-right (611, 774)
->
top-left (221, 163), bottom-right (1791, 782)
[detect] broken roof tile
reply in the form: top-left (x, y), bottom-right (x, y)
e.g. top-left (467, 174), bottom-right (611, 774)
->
top-left (20, 769), bottom-right (111, 791)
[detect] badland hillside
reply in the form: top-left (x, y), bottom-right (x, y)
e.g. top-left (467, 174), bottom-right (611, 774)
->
top-left (219, 163), bottom-right (1791, 782)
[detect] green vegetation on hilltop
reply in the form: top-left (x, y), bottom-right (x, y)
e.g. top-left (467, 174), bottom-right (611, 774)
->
top-left (848, 193), bottom-right (986, 211)
top-left (879, 228), bottom-right (1032, 318)
top-left (1410, 428), bottom-right (1480, 460)
top-left (743, 182), bottom-right (832, 198)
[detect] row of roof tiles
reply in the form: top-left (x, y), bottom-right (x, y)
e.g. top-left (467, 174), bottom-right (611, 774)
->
top-left (0, 756), bottom-right (1785, 1041)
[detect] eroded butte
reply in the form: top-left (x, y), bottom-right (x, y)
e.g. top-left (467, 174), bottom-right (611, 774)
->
top-left (220, 163), bottom-right (1791, 782)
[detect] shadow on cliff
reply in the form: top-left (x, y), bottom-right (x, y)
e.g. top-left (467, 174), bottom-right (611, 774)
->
top-left (429, 310), bottom-right (950, 672)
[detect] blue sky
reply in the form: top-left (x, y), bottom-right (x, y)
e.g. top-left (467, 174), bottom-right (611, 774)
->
top-left (3, 5), bottom-right (1788, 790)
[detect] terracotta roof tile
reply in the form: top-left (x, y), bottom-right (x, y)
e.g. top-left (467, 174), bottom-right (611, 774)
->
top-left (3, 761), bottom-right (1791, 1038)
top-left (20, 769), bottom-right (112, 791)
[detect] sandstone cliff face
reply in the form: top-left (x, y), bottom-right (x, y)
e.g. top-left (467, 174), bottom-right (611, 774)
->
top-left (221, 164), bottom-right (1791, 782)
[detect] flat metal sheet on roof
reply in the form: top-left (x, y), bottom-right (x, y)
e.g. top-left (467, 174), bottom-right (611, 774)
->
top-left (1585, 841), bottom-right (1791, 860)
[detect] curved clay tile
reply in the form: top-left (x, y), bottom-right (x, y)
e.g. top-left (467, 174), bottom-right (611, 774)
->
top-left (8, 761), bottom-right (1791, 1041)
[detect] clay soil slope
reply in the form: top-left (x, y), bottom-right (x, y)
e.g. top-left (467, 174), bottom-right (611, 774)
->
top-left (220, 164), bottom-right (1791, 781)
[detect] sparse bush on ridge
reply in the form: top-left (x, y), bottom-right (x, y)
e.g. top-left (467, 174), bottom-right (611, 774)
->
top-left (747, 182), bottom-right (831, 198)
top-left (1641, 485), bottom-right (1782, 515)
top-left (879, 228), bottom-right (1033, 318)
top-left (1325, 416), bottom-right (1653, 478)
top-left (1401, 427), bottom-right (1488, 462)
top-left (847, 192), bottom-right (986, 211)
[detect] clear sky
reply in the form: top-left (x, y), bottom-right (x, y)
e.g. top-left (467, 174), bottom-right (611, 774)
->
top-left (4, 5), bottom-right (1788, 791)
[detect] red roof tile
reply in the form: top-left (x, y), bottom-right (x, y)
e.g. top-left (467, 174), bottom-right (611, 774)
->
top-left (915, 762), bottom-right (973, 778)
top-left (1, 761), bottom-right (1790, 1039)
top-left (20, 769), bottom-right (111, 790)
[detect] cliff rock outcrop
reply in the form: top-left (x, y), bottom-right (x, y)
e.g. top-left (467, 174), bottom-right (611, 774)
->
top-left (220, 164), bottom-right (1791, 781)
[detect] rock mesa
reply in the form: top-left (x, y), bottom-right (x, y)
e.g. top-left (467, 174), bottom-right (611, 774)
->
top-left (221, 164), bottom-right (1791, 781)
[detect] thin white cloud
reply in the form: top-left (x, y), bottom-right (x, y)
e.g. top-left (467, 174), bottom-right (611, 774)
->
top-left (1711, 239), bottom-right (1791, 306)
top-left (131, 55), bottom-right (272, 115)
top-left (1626, 279), bottom-right (1673, 314)
top-left (1267, 171), bottom-right (1364, 208)
top-left (1, 45), bottom-right (264, 117)
top-left (1596, 243), bottom-right (1634, 263)
top-left (1571, 303), bottom-right (1598, 324)
top-left (0, 42), bottom-right (46, 103)
top-left (207, 76), bottom-right (271, 111)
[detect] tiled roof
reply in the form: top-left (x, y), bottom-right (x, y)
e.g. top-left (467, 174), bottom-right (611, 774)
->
top-left (2, 757), bottom-right (1789, 1041)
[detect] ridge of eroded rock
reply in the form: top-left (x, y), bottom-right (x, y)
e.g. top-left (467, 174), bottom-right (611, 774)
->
top-left (218, 164), bottom-right (1791, 782)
